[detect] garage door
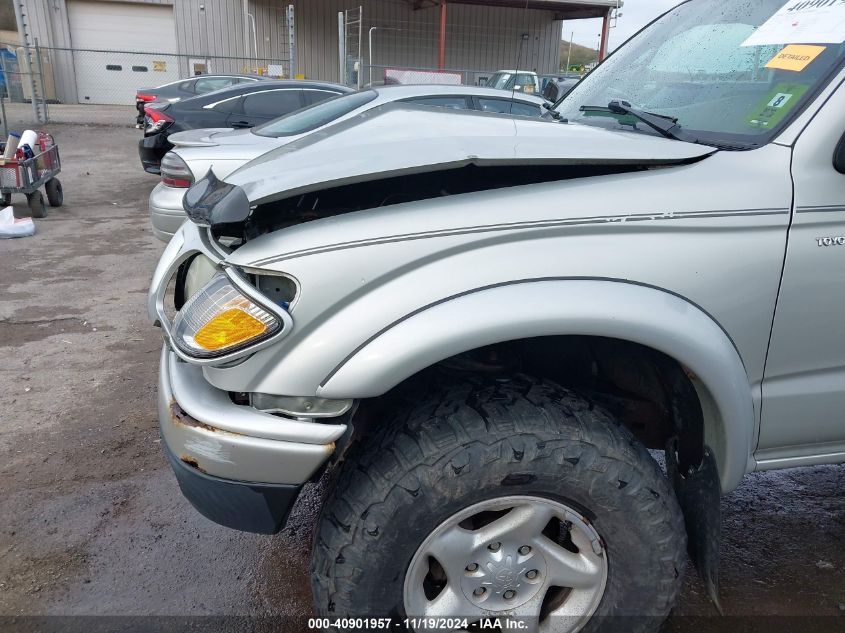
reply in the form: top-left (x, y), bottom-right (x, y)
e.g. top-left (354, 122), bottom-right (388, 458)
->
top-left (67, 1), bottom-right (179, 105)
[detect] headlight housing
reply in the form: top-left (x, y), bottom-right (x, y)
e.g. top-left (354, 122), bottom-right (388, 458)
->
top-left (171, 271), bottom-right (284, 359)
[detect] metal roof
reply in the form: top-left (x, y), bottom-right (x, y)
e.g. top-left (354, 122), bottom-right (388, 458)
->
top-left (412, 0), bottom-right (621, 20)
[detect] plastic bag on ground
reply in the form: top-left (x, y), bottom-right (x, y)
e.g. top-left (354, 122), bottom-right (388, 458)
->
top-left (0, 205), bottom-right (35, 238)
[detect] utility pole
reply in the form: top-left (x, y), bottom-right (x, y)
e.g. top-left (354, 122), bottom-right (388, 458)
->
top-left (598, 8), bottom-right (611, 61)
top-left (564, 30), bottom-right (573, 73)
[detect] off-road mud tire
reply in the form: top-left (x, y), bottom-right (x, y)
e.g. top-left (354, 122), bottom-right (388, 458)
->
top-left (311, 374), bottom-right (686, 632)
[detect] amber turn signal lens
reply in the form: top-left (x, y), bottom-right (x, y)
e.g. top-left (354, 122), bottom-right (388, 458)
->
top-left (171, 272), bottom-right (282, 359)
top-left (194, 307), bottom-right (268, 350)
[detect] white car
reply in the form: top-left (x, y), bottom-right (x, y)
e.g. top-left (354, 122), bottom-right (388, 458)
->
top-left (484, 70), bottom-right (541, 95)
top-left (149, 84), bottom-right (548, 241)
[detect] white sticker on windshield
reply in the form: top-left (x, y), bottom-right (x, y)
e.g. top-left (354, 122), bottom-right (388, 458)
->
top-left (742, 0), bottom-right (845, 46)
top-left (767, 92), bottom-right (794, 107)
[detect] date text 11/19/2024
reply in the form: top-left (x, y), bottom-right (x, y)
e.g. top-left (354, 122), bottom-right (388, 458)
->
top-left (308, 618), bottom-right (530, 630)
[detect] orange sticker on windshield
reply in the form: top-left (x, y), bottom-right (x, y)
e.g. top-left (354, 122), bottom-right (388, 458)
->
top-left (765, 45), bottom-right (826, 72)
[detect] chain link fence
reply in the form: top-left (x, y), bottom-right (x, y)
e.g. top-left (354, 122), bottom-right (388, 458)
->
top-left (364, 65), bottom-right (562, 88)
top-left (0, 42), bottom-right (294, 127)
top-left (40, 46), bottom-right (295, 107)
top-left (0, 41), bottom-right (50, 135)
top-left (361, 64), bottom-right (583, 103)
top-left (363, 64), bottom-right (496, 88)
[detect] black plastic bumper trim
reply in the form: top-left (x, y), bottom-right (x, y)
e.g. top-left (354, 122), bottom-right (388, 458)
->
top-left (164, 444), bottom-right (300, 535)
top-left (138, 133), bottom-right (172, 172)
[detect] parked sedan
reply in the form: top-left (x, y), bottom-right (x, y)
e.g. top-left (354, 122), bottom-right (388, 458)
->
top-left (138, 80), bottom-right (352, 173)
top-left (134, 75), bottom-right (268, 127)
top-left (149, 85), bottom-right (549, 241)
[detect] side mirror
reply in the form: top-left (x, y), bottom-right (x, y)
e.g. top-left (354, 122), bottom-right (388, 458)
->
top-left (835, 133), bottom-right (845, 174)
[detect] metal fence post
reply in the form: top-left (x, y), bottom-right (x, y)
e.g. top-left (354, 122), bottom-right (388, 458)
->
top-left (13, 0), bottom-right (41, 124)
top-left (23, 43), bottom-right (40, 124)
top-left (0, 91), bottom-right (8, 141)
top-left (338, 12), bottom-right (345, 85)
top-left (34, 38), bottom-right (48, 123)
top-left (287, 4), bottom-right (296, 78)
top-left (356, 6), bottom-right (362, 89)
top-left (0, 52), bottom-right (7, 99)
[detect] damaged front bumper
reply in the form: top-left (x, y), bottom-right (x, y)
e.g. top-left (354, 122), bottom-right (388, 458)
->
top-left (158, 346), bottom-right (346, 534)
top-left (151, 223), bottom-right (347, 533)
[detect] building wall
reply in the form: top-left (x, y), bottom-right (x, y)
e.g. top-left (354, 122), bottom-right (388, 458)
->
top-left (15, 0), bottom-right (178, 103)
top-left (0, 1), bottom-right (16, 31)
top-left (16, 0), bottom-right (562, 102)
top-left (292, 0), bottom-right (562, 82)
top-left (173, 0), bottom-right (292, 69)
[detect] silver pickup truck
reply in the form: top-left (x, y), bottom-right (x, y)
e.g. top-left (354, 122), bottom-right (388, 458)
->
top-left (148, 1), bottom-right (845, 631)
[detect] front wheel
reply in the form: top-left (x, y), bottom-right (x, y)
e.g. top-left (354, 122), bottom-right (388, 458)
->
top-left (27, 190), bottom-right (47, 218)
top-left (45, 178), bottom-right (63, 207)
top-left (311, 375), bottom-right (686, 633)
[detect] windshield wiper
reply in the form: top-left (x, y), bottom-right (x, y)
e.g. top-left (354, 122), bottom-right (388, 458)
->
top-left (581, 100), bottom-right (697, 143)
top-left (542, 102), bottom-right (568, 122)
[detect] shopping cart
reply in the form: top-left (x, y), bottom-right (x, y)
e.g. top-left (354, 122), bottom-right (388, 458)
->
top-left (0, 133), bottom-right (62, 218)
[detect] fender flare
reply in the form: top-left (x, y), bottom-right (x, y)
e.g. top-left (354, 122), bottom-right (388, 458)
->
top-left (317, 279), bottom-right (754, 492)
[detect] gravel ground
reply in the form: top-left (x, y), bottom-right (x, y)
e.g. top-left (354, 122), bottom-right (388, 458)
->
top-left (0, 119), bottom-right (842, 632)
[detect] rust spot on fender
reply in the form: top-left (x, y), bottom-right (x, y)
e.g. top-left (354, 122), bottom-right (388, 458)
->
top-left (168, 399), bottom-right (239, 436)
top-left (179, 454), bottom-right (207, 474)
top-left (168, 400), bottom-right (339, 460)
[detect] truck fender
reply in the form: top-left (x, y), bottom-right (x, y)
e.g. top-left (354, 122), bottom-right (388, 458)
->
top-left (318, 278), bottom-right (753, 493)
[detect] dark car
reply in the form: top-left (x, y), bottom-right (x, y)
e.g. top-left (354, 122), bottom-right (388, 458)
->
top-left (134, 75), bottom-right (268, 127)
top-left (541, 77), bottom-right (580, 103)
top-left (138, 80), bottom-right (353, 174)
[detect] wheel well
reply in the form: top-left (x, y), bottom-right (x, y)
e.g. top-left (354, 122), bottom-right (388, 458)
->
top-left (350, 335), bottom-right (713, 462)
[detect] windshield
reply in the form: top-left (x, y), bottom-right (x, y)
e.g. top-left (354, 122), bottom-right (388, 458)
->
top-left (555, 0), bottom-right (845, 148)
top-left (252, 90), bottom-right (378, 138)
top-left (486, 73), bottom-right (513, 90)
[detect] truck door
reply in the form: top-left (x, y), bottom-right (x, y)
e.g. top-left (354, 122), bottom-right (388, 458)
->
top-left (760, 73), bottom-right (845, 467)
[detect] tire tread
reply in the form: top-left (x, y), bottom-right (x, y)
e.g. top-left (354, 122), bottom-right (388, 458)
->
top-left (311, 374), bottom-right (686, 628)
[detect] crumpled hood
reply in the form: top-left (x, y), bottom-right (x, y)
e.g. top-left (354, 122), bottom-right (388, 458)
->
top-left (224, 103), bottom-right (716, 205)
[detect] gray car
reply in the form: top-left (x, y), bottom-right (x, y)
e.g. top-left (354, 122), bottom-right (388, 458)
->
top-left (134, 74), bottom-right (267, 127)
top-left (148, 0), bottom-right (845, 630)
top-left (149, 85), bottom-right (548, 241)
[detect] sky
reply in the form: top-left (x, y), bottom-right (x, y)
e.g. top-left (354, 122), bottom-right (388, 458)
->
top-left (564, 0), bottom-right (683, 50)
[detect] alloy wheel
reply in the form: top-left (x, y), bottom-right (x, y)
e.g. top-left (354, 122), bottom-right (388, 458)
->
top-left (403, 495), bottom-right (609, 633)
